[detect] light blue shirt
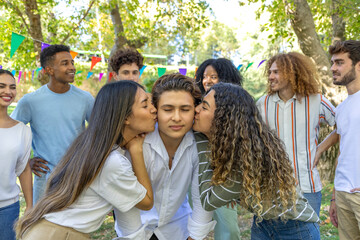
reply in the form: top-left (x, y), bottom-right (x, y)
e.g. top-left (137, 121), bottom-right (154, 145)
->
top-left (11, 84), bottom-right (94, 170)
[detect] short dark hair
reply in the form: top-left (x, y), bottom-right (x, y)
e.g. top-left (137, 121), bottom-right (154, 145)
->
top-left (151, 73), bottom-right (201, 109)
top-left (329, 40), bottom-right (360, 66)
top-left (40, 44), bottom-right (70, 68)
top-left (195, 58), bottom-right (243, 94)
top-left (0, 69), bottom-right (15, 79)
top-left (109, 48), bottom-right (144, 73)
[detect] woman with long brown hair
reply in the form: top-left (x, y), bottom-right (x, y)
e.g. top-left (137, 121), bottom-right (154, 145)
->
top-left (16, 80), bottom-right (157, 240)
top-left (193, 83), bottom-right (320, 239)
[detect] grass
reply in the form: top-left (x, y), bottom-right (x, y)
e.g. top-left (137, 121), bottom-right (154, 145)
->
top-left (18, 182), bottom-right (339, 239)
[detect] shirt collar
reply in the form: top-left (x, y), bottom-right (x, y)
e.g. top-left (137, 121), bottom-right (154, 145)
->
top-left (271, 92), bottom-right (297, 102)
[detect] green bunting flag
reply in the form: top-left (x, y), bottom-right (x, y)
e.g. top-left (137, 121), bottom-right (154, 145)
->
top-left (158, 67), bottom-right (166, 78)
top-left (245, 62), bottom-right (254, 72)
top-left (10, 32), bottom-right (26, 58)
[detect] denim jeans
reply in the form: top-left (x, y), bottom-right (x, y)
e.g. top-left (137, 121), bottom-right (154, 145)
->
top-left (251, 216), bottom-right (320, 240)
top-left (33, 172), bottom-right (49, 204)
top-left (303, 191), bottom-right (322, 217)
top-left (0, 201), bottom-right (20, 240)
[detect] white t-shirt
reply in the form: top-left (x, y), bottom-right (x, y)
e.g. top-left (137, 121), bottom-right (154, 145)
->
top-left (115, 128), bottom-right (215, 240)
top-left (335, 90), bottom-right (360, 193)
top-left (0, 122), bottom-right (32, 208)
top-left (44, 147), bottom-right (146, 233)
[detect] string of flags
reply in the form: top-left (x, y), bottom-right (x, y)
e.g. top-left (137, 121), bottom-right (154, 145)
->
top-left (8, 32), bottom-right (268, 83)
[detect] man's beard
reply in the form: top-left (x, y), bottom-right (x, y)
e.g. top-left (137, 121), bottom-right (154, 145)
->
top-left (333, 66), bottom-right (356, 86)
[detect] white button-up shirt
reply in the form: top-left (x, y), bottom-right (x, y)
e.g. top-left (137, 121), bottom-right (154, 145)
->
top-left (115, 128), bottom-right (215, 240)
top-left (257, 93), bottom-right (336, 193)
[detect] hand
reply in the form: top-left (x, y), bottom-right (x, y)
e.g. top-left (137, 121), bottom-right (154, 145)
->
top-left (187, 237), bottom-right (194, 240)
top-left (29, 157), bottom-right (49, 177)
top-left (350, 187), bottom-right (360, 192)
top-left (226, 200), bottom-right (237, 209)
top-left (124, 134), bottom-right (146, 153)
top-left (329, 200), bottom-right (338, 228)
top-left (312, 149), bottom-right (322, 169)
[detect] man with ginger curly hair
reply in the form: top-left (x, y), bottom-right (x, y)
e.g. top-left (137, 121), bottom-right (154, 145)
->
top-left (256, 52), bottom-right (336, 217)
top-left (109, 47), bottom-right (144, 82)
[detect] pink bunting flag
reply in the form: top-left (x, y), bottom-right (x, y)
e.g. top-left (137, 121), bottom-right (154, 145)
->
top-left (179, 68), bottom-right (187, 76)
top-left (99, 73), bottom-right (104, 82)
top-left (41, 43), bottom-right (51, 51)
top-left (90, 57), bottom-right (101, 71)
top-left (18, 71), bottom-right (22, 83)
top-left (257, 60), bottom-right (266, 68)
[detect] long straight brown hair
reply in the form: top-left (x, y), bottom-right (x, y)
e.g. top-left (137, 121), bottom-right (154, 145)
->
top-left (16, 80), bottom-right (144, 238)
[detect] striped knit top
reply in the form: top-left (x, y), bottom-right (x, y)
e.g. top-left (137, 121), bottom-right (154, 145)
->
top-left (195, 131), bottom-right (319, 223)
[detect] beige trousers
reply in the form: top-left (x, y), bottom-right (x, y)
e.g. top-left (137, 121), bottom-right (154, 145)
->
top-left (336, 191), bottom-right (360, 240)
top-left (22, 219), bottom-right (90, 240)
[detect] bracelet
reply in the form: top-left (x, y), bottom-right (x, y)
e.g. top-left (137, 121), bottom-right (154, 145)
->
top-left (330, 198), bottom-right (335, 202)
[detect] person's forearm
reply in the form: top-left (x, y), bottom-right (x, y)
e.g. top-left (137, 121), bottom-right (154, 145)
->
top-left (130, 150), bottom-right (153, 208)
top-left (19, 163), bottom-right (33, 209)
top-left (317, 130), bottom-right (339, 154)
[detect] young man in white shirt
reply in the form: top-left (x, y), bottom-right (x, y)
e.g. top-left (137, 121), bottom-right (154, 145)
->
top-left (256, 52), bottom-right (336, 216)
top-left (315, 40), bottom-right (360, 239)
top-left (115, 73), bottom-right (215, 240)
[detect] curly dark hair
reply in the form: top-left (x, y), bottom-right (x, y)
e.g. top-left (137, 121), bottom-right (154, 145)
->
top-left (40, 44), bottom-right (70, 68)
top-left (0, 69), bottom-right (15, 79)
top-left (265, 52), bottom-right (320, 97)
top-left (195, 58), bottom-right (243, 94)
top-left (151, 73), bottom-right (201, 109)
top-left (208, 82), bottom-right (297, 220)
top-left (329, 40), bottom-right (360, 66)
top-left (109, 48), bottom-right (144, 73)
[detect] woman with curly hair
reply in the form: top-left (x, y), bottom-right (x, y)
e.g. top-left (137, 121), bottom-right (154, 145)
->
top-left (193, 83), bottom-right (320, 239)
top-left (195, 58), bottom-right (243, 94)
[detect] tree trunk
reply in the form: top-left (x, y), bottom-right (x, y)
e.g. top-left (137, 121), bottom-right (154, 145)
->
top-left (331, 0), bottom-right (346, 44)
top-left (23, 0), bottom-right (43, 57)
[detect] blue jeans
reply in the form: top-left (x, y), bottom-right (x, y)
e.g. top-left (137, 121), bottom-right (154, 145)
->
top-left (213, 206), bottom-right (241, 240)
top-left (33, 172), bottom-right (49, 204)
top-left (0, 201), bottom-right (20, 240)
top-left (251, 216), bottom-right (320, 240)
top-left (303, 191), bottom-right (322, 217)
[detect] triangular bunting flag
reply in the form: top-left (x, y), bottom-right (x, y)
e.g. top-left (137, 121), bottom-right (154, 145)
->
top-left (257, 60), bottom-right (266, 68)
top-left (31, 70), bottom-right (35, 82)
top-left (109, 72), bottom-right (113, 82)
top-left (179, 68), bottom-right (187, 76)
top-left (237, 64), bottom-right (243, 71)
top-left (76, 71), bottom-right (83, 75)
top-left (86, 72), bottom-right (94, 79)
top-left (28, 71), bottom-right (31, 82)
top-left (99, 73), bottom-right (104, 82)
top-left (10, 32), bottom-right (26, 58)
top-left (41, 43), bottom-right (51, 51)
top-left (70, 50), bottom-right (78, 59)
top-left (18, 71), bottom-right (22, 83)
top-left (24, 71), bottom-right (26, 83)
top-left (158, 67), bottom-right (166, 78)
top-left (140, 66), bottom-right (147, 76)
top-left (245, 62), bottom-right (254, 72)
top-left (90, 56), bottom-right (101, 71)
top-left (0, 65), bottom-right (2, 69)
top-left (11, 70), bottom-right (16, 76)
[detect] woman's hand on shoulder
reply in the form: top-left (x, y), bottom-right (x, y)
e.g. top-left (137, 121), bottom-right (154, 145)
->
top-left (124, 133), bottom-right (146, 153)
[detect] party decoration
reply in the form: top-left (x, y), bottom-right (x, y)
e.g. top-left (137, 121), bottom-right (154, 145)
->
top-left (237, 64), bottom-right (243, 71)
top-left (41, 43), bottom-right (51, 51)
top-left (99, 73), bottom-right (104, 82)
top-left (140, 65), bottom-right (147, 76)
top-left (11, 70), bottom-right (16, 76)
top-left (10, 32), bottom-right (25, 58)
top-left (257, 60), bottom-right (266, 68)
top-left (31, 70), bottom-right (35, 82)
top-left (0, 65), bottom-right (2, 69)
top-left (158, 67), bottom-right (166, 78)
top-left (24, 71), bottom-right (26, 83)
top-left (70, 50), bottom-right (78, 59)
top-left (18, 71), bottom-right (22, 83)
top-left (108, 72), bottom-right (113, 82)
top-left (76, 71), bottom-right (83, 75)
top-left (86, 72), bottom-right (94, 79)
top-left (179, 68), bottom-right (187, 76)
top-left (245, 62), bottom-right (254, 72)
top-left (90, 56), bottom-right (101, 71)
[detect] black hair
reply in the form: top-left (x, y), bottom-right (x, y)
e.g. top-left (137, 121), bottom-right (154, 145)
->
top-left (40, 44), bottom-right (70, 68)
top-left (0, 69), bottom-right (15, 79)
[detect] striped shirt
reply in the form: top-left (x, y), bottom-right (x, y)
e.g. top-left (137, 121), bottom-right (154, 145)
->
top-left (195, 131), bottom-right (319, 223)
top-left (256, 93), bottom-right (335, 193)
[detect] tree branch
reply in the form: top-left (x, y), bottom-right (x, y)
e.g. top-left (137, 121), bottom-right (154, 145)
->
top-left (332, 0), bottom-right (360, 13)
top-left (60, 0), bottom-right (96, 44)
top-left (5, 0), bottom-right (31, 33)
